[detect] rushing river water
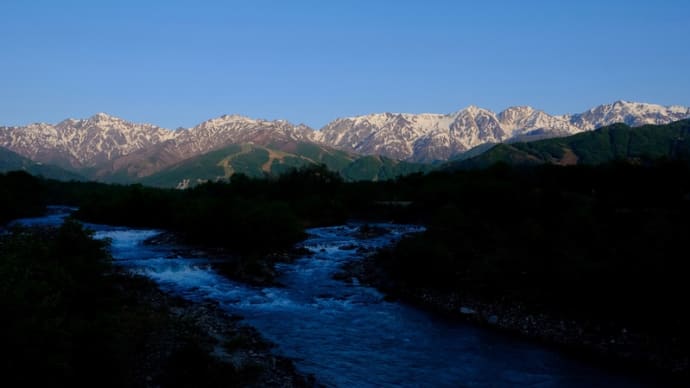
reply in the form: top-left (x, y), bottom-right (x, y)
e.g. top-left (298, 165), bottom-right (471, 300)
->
top-left (12, 207), bottom-right (655, 387)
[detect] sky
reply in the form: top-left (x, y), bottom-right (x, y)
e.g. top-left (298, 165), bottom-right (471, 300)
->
top-left (1, 0), bottom-right (689, 129)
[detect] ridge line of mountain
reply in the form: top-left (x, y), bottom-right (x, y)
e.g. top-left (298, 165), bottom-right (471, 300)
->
top-left (6, 99), bottom-right (689, 132)
top-left (1, 100), bottom-right (689, 183)
top-left (447, 119), bottom-right (690, 170)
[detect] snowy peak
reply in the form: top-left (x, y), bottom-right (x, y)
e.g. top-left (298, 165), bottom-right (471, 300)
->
top-left (0, 111), bottom-right (319, 171)
top-left (175, 115), bottom-right (316, 157)
top-left (497, 106), bottom-right (537, 126)
top-left (449, 107), bottom-right (504, 142)
top-left (1, 101), bottom-right (689, 173)
top-left (0, 115), bottom-right (175, 168)
top-left (88, 112), bottom-right (118, 122)
top-left (197, 114), bottom-right (256, 127)
top-left (497, 106), bottom-right (579, 137)
top-left (456, 105), bottom-right (487, 117)
top-left (74, 112), bottom-right (138, 128)
top-left (318, 101), bottom-right (690, 162)
top-left (318, 106), bottom-right (513, 162)
top-left (316, 112), bottom-right (435, 160)
top-left (567, 101), bottom-right (690, 131)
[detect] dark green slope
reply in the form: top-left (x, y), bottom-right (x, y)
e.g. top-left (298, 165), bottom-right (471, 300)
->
top-left (340, 155), bottom-right (432, 181)
top-left (448, 142), bottom-right (498, 162)
top-left (139, 142), bottom-right (430, 188)
top-left (449, 119), bottom-right (690, 169)
top-left (0, 146), bottom-right (84, 181)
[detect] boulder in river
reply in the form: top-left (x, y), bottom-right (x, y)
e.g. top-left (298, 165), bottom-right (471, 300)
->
top-left (460, 307), bottom-right (477, 315)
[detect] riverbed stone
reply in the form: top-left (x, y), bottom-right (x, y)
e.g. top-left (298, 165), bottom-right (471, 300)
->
top-left (460, 306), bottom-right (477, 315)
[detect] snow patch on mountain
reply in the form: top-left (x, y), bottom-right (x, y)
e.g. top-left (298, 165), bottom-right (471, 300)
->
top-left (1, 101), bottom-right (688, 172)
top-left (566, 100), bottom-right (690, 131)
top-left (318, 101), bottom-right (690, 161)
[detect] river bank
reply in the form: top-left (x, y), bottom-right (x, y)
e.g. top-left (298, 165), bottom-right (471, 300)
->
top-left (98, 272), bottom-right (317, 387)
top-left (337, 252), bottom-right (688, 385)
top-left (143, 222), bottom-right (678, 386)
top-left (144, 231), bottom-right (314, 287)
top-left (12, 210), bottom-right (666, 386)
top-left (5, 212), bottom-right (317, 387)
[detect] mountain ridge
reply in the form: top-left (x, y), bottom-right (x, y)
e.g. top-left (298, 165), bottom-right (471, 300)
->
top-left (318, 101), bottom-right (690, 161)
top-left (447, 119), bottom-right (690, 170)
top-left (138, 142), bottom-right (430, 188)
top-left (0, 146), bottom-right (85, 181)
top-left (1, 101), bottom-right (688, 181)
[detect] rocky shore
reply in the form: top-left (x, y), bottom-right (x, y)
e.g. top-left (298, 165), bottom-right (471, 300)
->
top-left (113, 272), bottom-right (318, 387)
top-left (144, 231), bottom-right (312, 287)
top-left (337, 254), bottom-right (688, 385)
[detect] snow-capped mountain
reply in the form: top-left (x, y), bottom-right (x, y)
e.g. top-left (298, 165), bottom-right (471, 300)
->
top-left (564, 100), bottom-right (690, 131)
top-left (0, 113), bottom-right (316, 175)
top-left (0, 113), bottom-right (175, 169)
top-left (318, 101), bottom-right (690, 162)
top-left (1, 101), bottom-right (688, 178)
top-left (498, 106), bottom-right (580, 137)
top-left (174, 114), bottom-right (315, 159)
top-left (98, 115), bottom-right (318, 179)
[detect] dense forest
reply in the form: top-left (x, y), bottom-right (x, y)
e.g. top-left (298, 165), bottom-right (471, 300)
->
top-left (3, 150), bottom-right (690, 380)
top-left (5, 161), bottom-right (690, 325)
top-left (376, 163), bottom-right (690, 330)
top-left (0, 170), bottom-right (51, 224)
top-left (0, 173), bottom-right (314, 386)
top-left (1, 220), bottom-right (133, 386)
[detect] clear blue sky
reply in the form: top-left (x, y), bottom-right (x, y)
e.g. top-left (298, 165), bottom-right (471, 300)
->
top-left (1, 0), bottom-right (689, 129)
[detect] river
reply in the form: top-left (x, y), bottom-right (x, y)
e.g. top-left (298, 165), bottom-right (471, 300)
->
top-left (11, 206), bottom-right (654, 387)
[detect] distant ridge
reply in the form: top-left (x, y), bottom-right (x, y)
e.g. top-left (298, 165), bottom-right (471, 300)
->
top-left (139, 142), bottom-right (430, 188)
top-left (446, 119), bottom-right (690, 170)
top-left (0, 146), bottom-right (84, 181)
top-left (317, 101), bottom-right (690, 162)
top-left (1, 101), bottom-right (688, 184)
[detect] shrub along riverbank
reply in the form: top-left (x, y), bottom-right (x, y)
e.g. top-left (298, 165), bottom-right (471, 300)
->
top-left (0, 220), bottom-right (312, 387)
top-left (0, 171), bottom-right (49, 224)
top-left (357, 162), bottom-right (690, 379)
top-left (60, 166), bottom-right (348, 255)
top-left (3, 160), bottom-right (690, 380)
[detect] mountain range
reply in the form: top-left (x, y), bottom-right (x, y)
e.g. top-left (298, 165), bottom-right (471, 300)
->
top-left (448, 119), bottom-right (690, 170)
top-left (315, 101), bottom-right (690, 161)
top-left (1, 100), bottom-right (689, 185)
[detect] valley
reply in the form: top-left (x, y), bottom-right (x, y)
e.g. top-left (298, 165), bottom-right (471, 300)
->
top-left (3, 154), bottom-right (690, 385)
top-left (4, 2), bottom-right (688, 386)
top-left (3, 107), bottom-right (690, 387)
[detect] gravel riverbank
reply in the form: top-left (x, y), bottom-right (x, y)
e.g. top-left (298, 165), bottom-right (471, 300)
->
top-left (114, 273), bottom-right (318, 387)
top-left (336, 254), bottom-right (688, 385)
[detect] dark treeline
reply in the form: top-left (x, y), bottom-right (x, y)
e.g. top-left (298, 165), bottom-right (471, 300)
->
top-left (39, 165), bottom-right (424, 255)
top-left (0, 171), bottom-right (49, 224)
top-left (3, 161), bottom-right (690, 347)
top-left (1, 221), bottom-right (145, 386)
top-left (377, 162), bottom-right (690, 339)
top-left (0, 219), bottom-right (288, 387)
top-left (65, 166), bottom-right (347, 254)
